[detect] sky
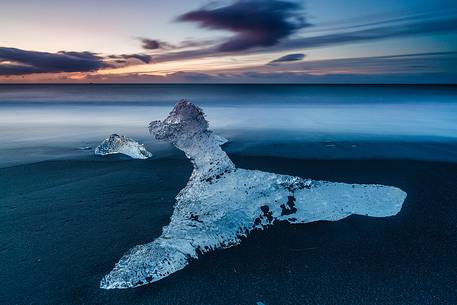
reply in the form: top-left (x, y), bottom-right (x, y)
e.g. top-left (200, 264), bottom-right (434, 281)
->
top-left (1, 0), bottom-right (457, 83)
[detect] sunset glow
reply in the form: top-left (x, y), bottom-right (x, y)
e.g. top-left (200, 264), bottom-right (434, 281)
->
top-left (1, 0), bottom-right (456, 83)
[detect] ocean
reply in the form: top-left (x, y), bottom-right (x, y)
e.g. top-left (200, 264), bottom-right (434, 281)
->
top-left (1, 84), bottom-right (457, 167)
top-left (1, 84), bottom-right (456, 304)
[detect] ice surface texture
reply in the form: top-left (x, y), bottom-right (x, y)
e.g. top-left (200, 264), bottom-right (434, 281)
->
top-left (100, 100), bottom-right (406, 289)
top-left (95, 134), bottom-right (152, 159)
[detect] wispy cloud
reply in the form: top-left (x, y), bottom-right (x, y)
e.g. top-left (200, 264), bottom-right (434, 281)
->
top-left (268, 53), bottom-right (305, 65)
top-left (140, 38), bottom-right (177, 50)
top-left (140, 39), bottom-right (163, 50)
top-left (139, 37), bottom-right (217, 52)
top-left (287, 51), bottom-right (457, 74)
top-left (78, 51), bottom-right (457, 84)
top-left (107, 53), bottom-right (152, 65)
top-left (280, 14), bottom-right (457, 50)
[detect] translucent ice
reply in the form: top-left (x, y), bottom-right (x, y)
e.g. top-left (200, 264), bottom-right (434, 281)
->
top-left (95, 134), bottom-right (152, 159)
top-left (100, 100), bottom-right (406, 289)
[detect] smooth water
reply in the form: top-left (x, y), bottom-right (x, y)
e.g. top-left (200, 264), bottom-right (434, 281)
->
top-left (1, 84), bottom-right (456, 167)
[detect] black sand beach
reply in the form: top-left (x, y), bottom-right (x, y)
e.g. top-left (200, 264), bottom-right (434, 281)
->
top-left (1, 153), bottom-right (457, 305)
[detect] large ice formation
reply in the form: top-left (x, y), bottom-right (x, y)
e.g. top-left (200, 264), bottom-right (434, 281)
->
top-left (95, 134), bottom-right (152, 159)
top-left (100, 100), bottom-right (406, 289)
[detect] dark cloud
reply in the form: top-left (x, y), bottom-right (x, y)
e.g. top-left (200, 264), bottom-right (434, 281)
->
top-left (141, 39), bottom-right (162, 50)
top-left (151, 11), bottom-right (457, 64)
top-left (140, 38), bottom-right (176, 50)
top-left (140, 37), bottom-right (218, 52)
top-left (128, 54), bottom-right (151, 63)
top-left (110, 53), bottom-right (152, 64)
top-left (268, 53), bottom-right (305, 64)
top-left (177, 0), bottom-right (309, 52)
top-left (0, 47), bottom-right (153, 76)
top-left (0, 64), bottom-right (41, 76)
top-left (0, 47), bottom-right (108, 75)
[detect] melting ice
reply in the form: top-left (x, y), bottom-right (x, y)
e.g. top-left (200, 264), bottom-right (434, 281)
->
top-left (95, 134), bottom-right (152, 159)
top-left (100, 101), bottom-right (406, 289)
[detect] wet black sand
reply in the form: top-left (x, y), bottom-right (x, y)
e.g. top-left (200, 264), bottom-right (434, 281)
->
top-left (1, 154), bottom-right (457, 305)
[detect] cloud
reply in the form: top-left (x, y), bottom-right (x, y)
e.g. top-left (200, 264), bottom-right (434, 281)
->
top-left (250, 51), bottom-right (457, 77)
top-left (0, 64), bottom-right (41, 76)
top-left (5, 51), bottom-right (456, 83)
top-left (133, 52), bottom-right (457, 83)
top-left (177, 0), bottom-right (309, 52)
top-left (78, 70), bottom-right (457, 85)
top-left (82, 72), bottom-right (165, 83)
top-left (268, 53), bottom-right (305, 64)
top-left (141, 39), bottom-right (162, 50)
top-left (280, 14), bottom-right (457, 50)
top-left (0, 47), bottom-right (154, 75)
top-left (140, 38), bottom-right (177, 50)
top-left (150, 11), bottom-right (457, 64)
top-left (107, 53), bottom-right (151, 64)
top-left (178, 39), bottom-right (217, 49)
top-left (68, 51), bottom-right (455, 84)
top-left (140, 37), bottom-right (217, 52)
top-left (0, 47), bottom-right (108, 75)
top-left (127, 54), bottom-right (151, 63)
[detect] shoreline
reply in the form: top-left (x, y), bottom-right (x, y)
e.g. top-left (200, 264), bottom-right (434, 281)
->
top-left (1, 155), bottom-right (456, 304)
top-left (2, 139), bottom-right (457, 169)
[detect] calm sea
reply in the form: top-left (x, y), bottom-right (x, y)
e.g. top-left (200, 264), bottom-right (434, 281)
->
top-left (1, 84), bottom-right (456, 166)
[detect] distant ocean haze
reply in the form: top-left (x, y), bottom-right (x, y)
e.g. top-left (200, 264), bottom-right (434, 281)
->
top-left (0, 84), bottom-right (456, 166)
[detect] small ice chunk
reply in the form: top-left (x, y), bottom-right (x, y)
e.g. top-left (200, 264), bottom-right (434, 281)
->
top-left (95, 134), bottom-right (152, 159)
